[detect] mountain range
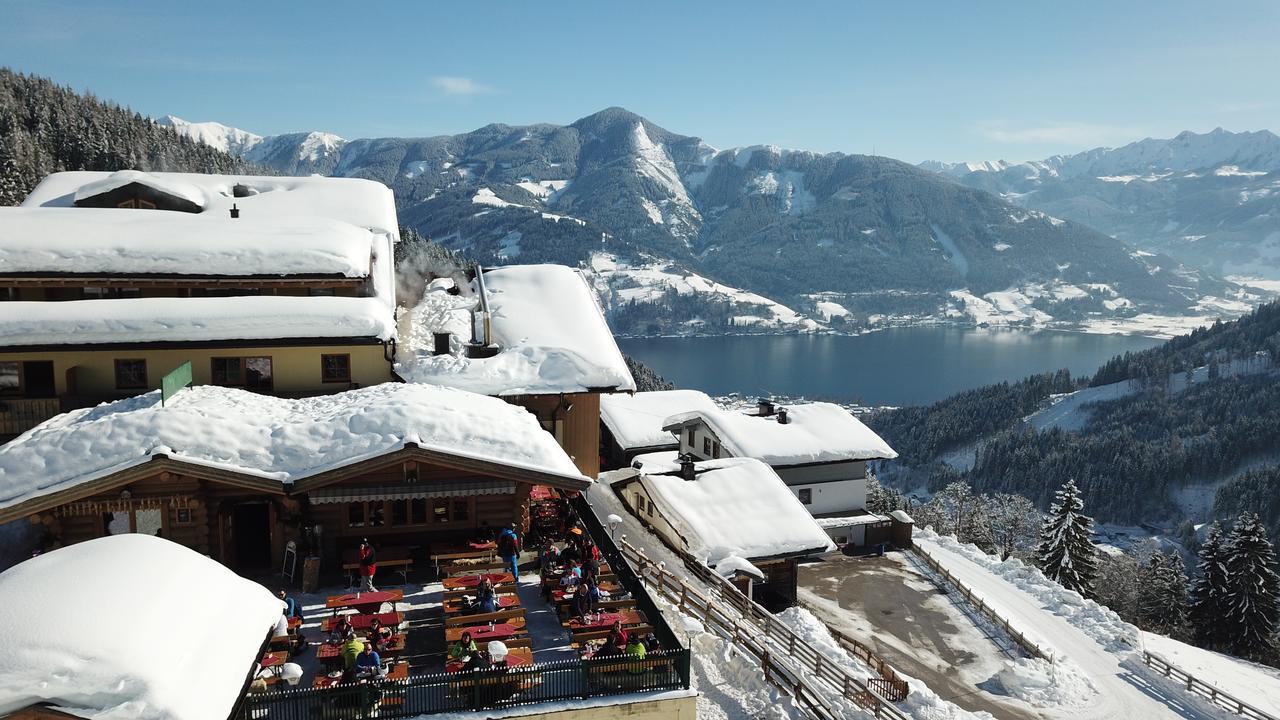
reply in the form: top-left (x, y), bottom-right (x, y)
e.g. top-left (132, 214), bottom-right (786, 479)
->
top-left (161, 110), bottom-right (1267, 336)
top-left (920, 128), bottom-right (1280, 281)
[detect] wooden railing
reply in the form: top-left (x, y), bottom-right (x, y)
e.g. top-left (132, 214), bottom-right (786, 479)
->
top-left (618, 536), bottom-right (908, 720)
top-left (909, 542), bottom-right (1051, 660)
top-left (1142, 650), bottom-right (1278, 720)
top-left (0, 397), bottom-right (61, 437)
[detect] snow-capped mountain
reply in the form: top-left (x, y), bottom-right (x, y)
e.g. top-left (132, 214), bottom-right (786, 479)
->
top-left (157, 116), bottom-right (263, 156)
top-left (922, 128), bottom-right (1280, 279)
top-left (175, 108), bottom-right (1259, 334)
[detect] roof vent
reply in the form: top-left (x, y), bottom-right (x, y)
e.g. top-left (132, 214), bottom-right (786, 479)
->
top-left (776, 408), bottom-right (789, 424)
top-left (757, 399), bottom-right (775, 416)
top-left (229, 204), bottom-right (240, 219)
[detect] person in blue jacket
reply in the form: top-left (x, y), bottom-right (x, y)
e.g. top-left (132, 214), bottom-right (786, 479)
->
top-left (496, 523), bottom-right (521, 578)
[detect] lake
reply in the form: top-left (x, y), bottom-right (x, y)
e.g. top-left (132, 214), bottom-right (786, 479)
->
top-left (617, 327), bottom-right (1164, 407)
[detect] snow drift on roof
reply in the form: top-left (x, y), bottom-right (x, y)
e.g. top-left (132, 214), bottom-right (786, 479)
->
top-left (0, 207), bottom-right (374, 277)
top-left (638, 457), bottom-right (834, 564)
top-left (0, 534), bottom-right (281, 720)
top-left (664, 403), bottom-right (897, 464)
top-left (600, 390), bottom-right (719, 451)
top-left (0, 295), bottom-right (395, 346)
top-left (0, 383), bottom-right (586, 513)
top-left (72, 169), bottom-right (208, 208)
top-left (398, 264), bottom-right (635, 395)
top-left (24, 171), bottom-right (398, 237)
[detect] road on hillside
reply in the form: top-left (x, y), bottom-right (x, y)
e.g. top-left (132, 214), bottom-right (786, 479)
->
top-left (913, 537), bottom-right (1230, 720)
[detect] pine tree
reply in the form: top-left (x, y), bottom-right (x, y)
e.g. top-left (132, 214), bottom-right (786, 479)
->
top-left (1221, 513), bottom-right (1280, 661)
top-left (1036, 479), bottom-right (1099, 597)
top-left (1189, 522), bottom-right (1230, 649)
top-left (1137, 552), bottom-right (1188, 636)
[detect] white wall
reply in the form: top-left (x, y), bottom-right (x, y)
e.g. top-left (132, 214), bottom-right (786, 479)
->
top-left (790, 477), bottom-right (866, 516)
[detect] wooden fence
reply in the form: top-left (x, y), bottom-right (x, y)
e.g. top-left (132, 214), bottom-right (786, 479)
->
top-left (1141, 650), bottom-right (1278, 720)
top-left (909, 543), bottom-right (1051, 660)
top-left (618, 536), bottom-right (909, 720)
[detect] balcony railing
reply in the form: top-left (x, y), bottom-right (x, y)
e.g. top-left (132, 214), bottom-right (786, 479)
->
top-left (234, 650), bottom-right (690, 720)
top-left (0, 397), bottom-right (61, 437)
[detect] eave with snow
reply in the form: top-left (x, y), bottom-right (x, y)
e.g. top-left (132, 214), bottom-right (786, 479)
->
top-left (0, 383), bottom-right (589, 572)
top-left (662, 400), bottom-right (897, 517)
top-left (397, 263), bottom-right (636, 477)
top-left (0, 170), bottom-right (402, 438)
top-left (598, 389), bottom-right (720, 468)
top-left (604, 456), bottom-right (834, 609)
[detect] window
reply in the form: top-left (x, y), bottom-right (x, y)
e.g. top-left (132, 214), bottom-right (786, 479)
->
top-left (321, 354), bottom-right (351, 384)
top-left (452, 500), bottom-right (469, 522)
top-left (369, 504), bottom-right (385, 527)
top-left (212, 357), bottom-right (273, 392)
top-left (798, 488), bottom-right (813, 505)
top-left (391, 499), bottom-right (408, 526)
top-left (432, 500), bottom-right (450, 523)
top-left (685, 428), bottom-right (694, 449)
top-left (0, 362), bottom-right (19, 395)
top-left (114, 359), bottom-right (148, 390)
top-left (702, 437), bottom-right (711, 457)
top-left (636, 496), bottom-right (646, 514)
top-left (175, 508), bottom-right (193, 525)
top-left (409, 498), bottom-right (427, 525)
top-left (347, 503), bottom-right (366, 527)
top-left (712, 441), bottom-right (721, 459)
top-left (647, 501), bottom-right (654, 517)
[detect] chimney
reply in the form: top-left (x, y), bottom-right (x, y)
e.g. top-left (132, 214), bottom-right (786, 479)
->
top-left (229, 204), bottom-right (240, 219)
top-left (432, 332), bottom-right (451, 356)
top-left (757, 398), bottom-right (775, 417)
top-left (680, 455), bottom-right (696, 481)
top-left (777, 408), bottom-right (789, 424)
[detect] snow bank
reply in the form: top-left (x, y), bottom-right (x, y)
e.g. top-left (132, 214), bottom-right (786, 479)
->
top-left (636, 457), bottom-right (834, 564)
top-left (398, 264), bottom-right (635, 395)
top-left (0, 383), bottom-right (586, 512)
top-left (0, 295), bottom-right (395, 346)
top-left (600, 390), bottom-right (719, 451)
top-left (664, 402), bottom-right (897, 464)
top-left (0, 534), bottom-right (281, 720)
top-left (0, 207), bottom-right (375, 277)
top-left (1143, 631), bottom-right (1280, 715)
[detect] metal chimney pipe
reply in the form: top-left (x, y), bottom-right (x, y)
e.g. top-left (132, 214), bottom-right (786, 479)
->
top-left (229, 204), bottom-right (240, 219)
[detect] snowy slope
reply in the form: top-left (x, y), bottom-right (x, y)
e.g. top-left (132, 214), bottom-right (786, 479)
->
top-left (913, 531), bottom-right (1234, 719)
top-left (1142, 632), bottom-right (1280, 716)
top-left (158, 115), bottom-right (263, 155)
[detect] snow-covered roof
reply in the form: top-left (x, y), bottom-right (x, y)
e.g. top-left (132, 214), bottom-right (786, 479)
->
top-left (397, 264), bottom-right (635, 395)
top-left (663, 403), bottom-right (898, 464)
top-left (0, 383), bottom-right (589, 514)
top-left (815, 513), bottom-right (892, 529)
top-left (600, 390), bottom-right (719, 451)
top-left (0, 295), bottom-right (395, 346)
top-left (73, 169), bottom-right (208, 208)
top-left (0, 207), bottom-right (375, 277)
top-left (24, 171), bottom-right (399, 236)
top-left (0, 534), bottom-right (282, 720)
top-left (633, 457), bottom-right (835, 564)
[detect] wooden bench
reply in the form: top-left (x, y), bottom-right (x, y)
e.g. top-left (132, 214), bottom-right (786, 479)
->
top-left (444, 608), bottom-right (525, 628)
top-left (555, 599), bottom-right (637, 616)
top-left (441, 559), bottom-right (509, 576)
top-left (569, 625), bottom-right (655, 647)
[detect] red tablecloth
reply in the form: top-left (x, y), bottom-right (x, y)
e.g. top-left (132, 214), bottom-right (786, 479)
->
top-left (565, 610), bottom-right (644, 632)
top-left (260, 651), bottom-right (287, 668)
top-left (325, 590), bottom-right (402, 613)
top-left (323, 611), bottom-right (401, 632)
top-left (529, 486), bottom-right (555, 501)
top-left (445, 595), bottom-right (518, 614)
top-left (460, 622), bottom-right (519, 642)
top-left (443, 573), bottom-right (512, 590)
top-left (446, 648), bottom-right (534, 673)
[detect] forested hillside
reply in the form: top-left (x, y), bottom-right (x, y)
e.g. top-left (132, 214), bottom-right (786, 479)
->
top-left (0, 68), bottom-right (257, 205)
top-left (871, 300), bottom-right (1280, 528)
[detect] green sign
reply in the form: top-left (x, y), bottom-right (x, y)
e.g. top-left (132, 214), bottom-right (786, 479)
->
top-left (161, 361), bottom-right (192, 406)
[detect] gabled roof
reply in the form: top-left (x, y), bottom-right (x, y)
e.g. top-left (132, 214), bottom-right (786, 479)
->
top-left (0, 534), bottom-right (282, 720)
top-left (663, 402), bottom-right (898, 464)
top-left (600, 390), bottom-right (719, 451)
top-left (398, 264), bottom-right (636, 396)
top-left (0, 383), bottom-right (590, 519)
top-left (74, 169), bottom-right (207, 211)
top-left (611, 457), bottom-right (834, 565)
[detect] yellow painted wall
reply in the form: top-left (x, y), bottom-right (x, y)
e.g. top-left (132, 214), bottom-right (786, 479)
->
top-left (0, 343), bottom-right (393, 397)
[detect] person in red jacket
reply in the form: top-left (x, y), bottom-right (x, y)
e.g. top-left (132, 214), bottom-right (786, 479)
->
top-left (359, 539), bottom-right (377, 592)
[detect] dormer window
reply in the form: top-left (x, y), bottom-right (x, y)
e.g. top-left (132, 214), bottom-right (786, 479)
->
top-left (73, 170), bottom-right (205, 214)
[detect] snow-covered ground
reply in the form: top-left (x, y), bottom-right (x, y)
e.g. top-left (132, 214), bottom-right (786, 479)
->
top-left (1142, 632), bottom-right (1280, 716)
top-left (913, 531), bottom-right (1246, 719)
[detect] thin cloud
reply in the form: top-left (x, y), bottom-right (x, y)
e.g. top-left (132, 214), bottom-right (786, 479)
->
top-left (979, 121), bottom-right (1145, 147)
top-left (430, 76), bottom-right (494, 96)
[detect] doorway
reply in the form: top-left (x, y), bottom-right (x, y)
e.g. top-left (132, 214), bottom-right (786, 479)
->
top-left (231, 502), bottom-right (272, 570)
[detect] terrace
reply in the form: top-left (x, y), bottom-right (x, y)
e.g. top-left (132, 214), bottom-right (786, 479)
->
top-left (236, 488), bottom-right (691, 719)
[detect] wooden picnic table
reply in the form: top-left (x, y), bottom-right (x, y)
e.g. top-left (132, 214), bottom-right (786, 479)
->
top-left (445, 646), bottom-right (534, 674)
top-left (325, 589), bottom-right (403, 614)
top-left (317, 636), bottom-right (406, 667)
top-left (321, 611), bottom-right (403, 633)
top-left (551, 582), bottom-right (624, 603)
top-left (443, 594), bottom-right (519, 615)
top-left (563, 609), bottom-right (646, 633)
top-left (529, 485), bottom-right (557, 502)
top-left (312, 660), bottom-right (409, 689)
top-left (444, 619), bottom-right (525, 644)
top-left (260, 650), bottom-right (289, 669)
top-left (442, 572), bottom-right (512, 591)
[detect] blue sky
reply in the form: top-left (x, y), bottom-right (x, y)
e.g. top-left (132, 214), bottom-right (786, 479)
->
top-left (3, 0), bottom-right (1278, 163)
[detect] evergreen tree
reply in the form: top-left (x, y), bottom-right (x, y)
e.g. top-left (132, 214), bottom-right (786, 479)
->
top-left (1189, 522), bottom-right (1230, 649)
top-left (1137, 552), bottom-right (1188, 637)
top-left (1221, 513), bottom-right (1280, 661)
top-left (1036, 479), bottom-right (1099, 597)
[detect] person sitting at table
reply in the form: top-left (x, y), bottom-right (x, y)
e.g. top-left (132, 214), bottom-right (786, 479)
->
top-left (583, 538), bottom-right (601, 564)
top-left (330, 614), bottom-right (354, 642)
top-left (341, 634), bottom-right (366, 670)
top-left (625, 635), bottom-right (647, 673)
top-left (570, 580), bottom-right (593, 620)
top-left (355, 640), bottom-right (384, 678)
top-left (449, 631), bottom-right (478, 661)
top-left (559, 559), bottom-right (582, 587)
top-left (558, 541), bottom-right (581, 565)
top-left (539, 542), bottom-right (560, 570)
top-left (582, 555), bottom-right (600, 583)
top-left (643, 633), bottom-right (661, 653)
top-left (462, 649), bottom-right (491, 672)
top-left (606, 620), bottom-right (629, 653)
top-left (368, 617), bottom-right (393, 649)
top-left (278, 589), bottom-right (303, 620)
top-left (475, 578), bottom-right (498, 614)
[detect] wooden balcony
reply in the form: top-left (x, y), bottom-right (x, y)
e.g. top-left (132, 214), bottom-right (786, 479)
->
top-left (0, 397), bottom-right (63, 438)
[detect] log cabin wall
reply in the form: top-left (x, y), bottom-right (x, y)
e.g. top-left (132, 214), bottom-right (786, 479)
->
top-left (506, 392), bottom-right (601, 478)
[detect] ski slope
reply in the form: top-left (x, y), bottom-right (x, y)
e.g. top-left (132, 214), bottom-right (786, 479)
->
top-left (914, 532), bottom-right (1234, 720)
